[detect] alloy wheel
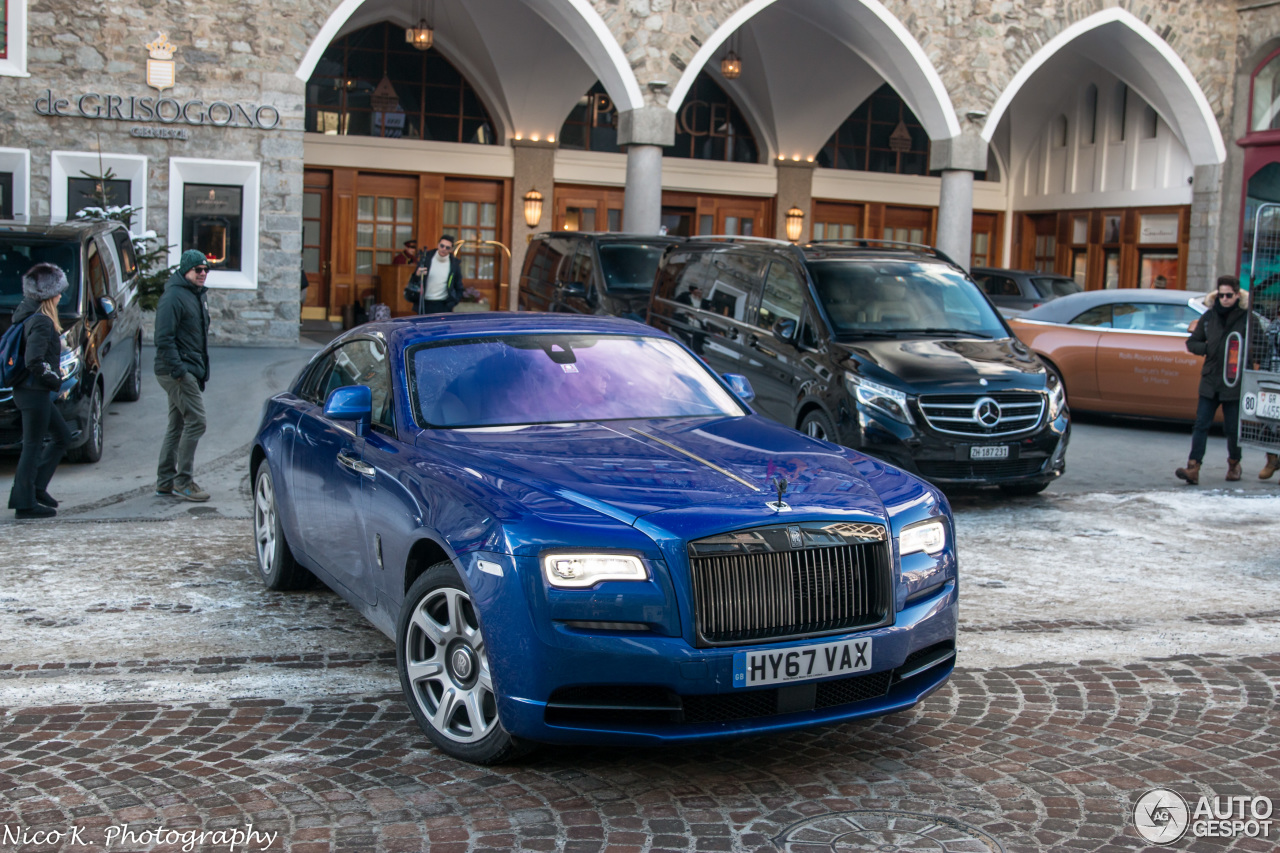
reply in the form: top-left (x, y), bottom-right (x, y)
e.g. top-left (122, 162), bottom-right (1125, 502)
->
top-left (403, 587), bottom-right (497, 744)
top-left (253, 468), bottom-right (277, 579)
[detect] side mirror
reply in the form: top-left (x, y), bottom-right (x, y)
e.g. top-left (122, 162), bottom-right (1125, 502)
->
top-left (324, 385), bottom-right (372, 435)
top-left (96, 296), bottom-right (116, 319)
top-left (559, 281), bottom-right (587, 298)
top-left (722, 373), bottom-right (756, 403)
top-left (772, 317), bottom-right (797, 342)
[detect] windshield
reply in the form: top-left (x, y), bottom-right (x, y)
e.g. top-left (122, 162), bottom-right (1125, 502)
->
top-left (598, 244), bottom-right (666, 292)
top-left (410, 333), bottom-right (746, 427)
top-left (807, 260), bottom-right (1007, 338)
top-left (1031, 277), bottom-right (1081, 299)
top-left (0, 239), bottom-right (80, 313)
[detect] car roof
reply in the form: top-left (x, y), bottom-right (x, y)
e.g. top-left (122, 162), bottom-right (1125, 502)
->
top-left (1017, 288), bottom-right (1209, 323)
top-left (0, 218), bottom-right (119, 238)
top-left (971, 266), bottom-right (1074, 279)
top-left (346, 311), bottom-right (674, 351)
top-left (530, 231), bottom-right (683, 244)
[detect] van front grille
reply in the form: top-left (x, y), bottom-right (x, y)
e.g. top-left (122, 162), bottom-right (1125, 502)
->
top-left (918, 391), bottom-right (1045, 437)
top-left (687, 522), bottom-right (892, 647)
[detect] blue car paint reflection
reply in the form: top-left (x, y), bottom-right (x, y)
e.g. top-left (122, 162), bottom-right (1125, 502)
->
top-left (251, 313), bottom-right (957, 756)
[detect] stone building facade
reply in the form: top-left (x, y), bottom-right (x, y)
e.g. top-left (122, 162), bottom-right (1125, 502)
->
top-left (0, 0), bottom-right (1269, 344)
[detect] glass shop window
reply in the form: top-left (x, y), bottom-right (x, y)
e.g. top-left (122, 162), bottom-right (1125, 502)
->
top-left (182, 184), bottom-right (243, 272)
top-left (67, 177), bottom-right (131, 219)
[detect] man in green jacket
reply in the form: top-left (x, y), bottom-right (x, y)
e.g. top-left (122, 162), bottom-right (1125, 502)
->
top-left (154, 250), bottom-right (212, 502)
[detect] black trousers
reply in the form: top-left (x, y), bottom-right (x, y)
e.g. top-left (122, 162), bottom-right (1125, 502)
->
top-left (1189, 393), bottom-right (1240, 463)
top-left (419, 299), bottom-right (452, 315)
top-left (7, 386), bottom-right (72, 510)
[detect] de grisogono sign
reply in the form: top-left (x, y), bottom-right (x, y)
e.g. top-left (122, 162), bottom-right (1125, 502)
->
top-left (32, 32), bottom-right (281, 136)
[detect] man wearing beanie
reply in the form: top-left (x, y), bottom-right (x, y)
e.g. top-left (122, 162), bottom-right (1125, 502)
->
top-left (153, 249), bottom-right (212, 502)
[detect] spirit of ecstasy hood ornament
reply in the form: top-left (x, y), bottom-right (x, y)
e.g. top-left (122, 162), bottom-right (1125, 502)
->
top-left (771, 477), bottom-right (790, 511)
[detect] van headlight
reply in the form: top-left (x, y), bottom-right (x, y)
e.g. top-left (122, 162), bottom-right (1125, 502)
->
top-left (542, 553), bottom-right (648, 589)
top-left (59, 348), bottom-right (81, 381)
top-left (899, 519), bottom-right (947, 556)
top-left (1046, 372), bottom-right (1066, 420)
top-left (845, 373), bottom-right (914, 424)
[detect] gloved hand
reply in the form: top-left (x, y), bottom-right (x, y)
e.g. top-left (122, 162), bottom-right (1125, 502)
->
top-left (31, 362), bottom-right (61, 391)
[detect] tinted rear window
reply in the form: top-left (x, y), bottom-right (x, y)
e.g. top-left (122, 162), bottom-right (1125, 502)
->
top-left (598, 244), bottom-right (667, 292)
top-left (0, 238), bottom-right (80, 312)
top-left (1031, 277), bottom-right (1081, 299)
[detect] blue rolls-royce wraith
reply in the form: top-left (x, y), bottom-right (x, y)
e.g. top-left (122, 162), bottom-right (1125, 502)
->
top-left (250, 313), bottom-right (957, 764)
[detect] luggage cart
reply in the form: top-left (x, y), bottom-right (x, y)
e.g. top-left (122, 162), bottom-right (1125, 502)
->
top-left (1242, 203), bottom-right (1280, 453)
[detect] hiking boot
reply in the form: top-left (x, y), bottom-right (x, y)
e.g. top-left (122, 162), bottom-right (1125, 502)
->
top-left (1227, 459), bottom-right (1242, 482)
top-left (173, 483), bottom-right (210, 502)
top-left (15, 505), bottom-right (56, 519)
top-left (1260, 453), bottom-right (1280, 480)
top-left (1175, 459), bottom-right (1201, 485)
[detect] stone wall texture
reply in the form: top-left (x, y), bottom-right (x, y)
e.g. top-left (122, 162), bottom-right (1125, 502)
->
top-left (0, 0), bottom-right (1268, 341)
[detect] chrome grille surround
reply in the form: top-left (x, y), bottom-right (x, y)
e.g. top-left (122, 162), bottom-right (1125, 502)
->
top-left (687, 521), bottom-right (893, 647)
top-left (917, 391), bottom-right (1046, 437)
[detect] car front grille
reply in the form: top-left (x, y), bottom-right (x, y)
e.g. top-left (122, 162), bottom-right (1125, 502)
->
top-left (918, 391), bottom-right (1045, 437)
top-left (916, 458), bottom-right (1048, 481)
top-left (687, 522), bottom-right (893, 647)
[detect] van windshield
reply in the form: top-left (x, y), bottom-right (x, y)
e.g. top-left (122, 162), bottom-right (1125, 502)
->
top-left (0, 239), bottom-right (80, 312)
top-left (598, 243), bottom-right (667, 292)
top-left (807, 259), bottom-right (1007, 339)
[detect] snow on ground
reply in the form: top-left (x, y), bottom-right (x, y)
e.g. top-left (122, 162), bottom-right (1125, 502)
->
top-left (1, 490), bottom-right (1277, 706)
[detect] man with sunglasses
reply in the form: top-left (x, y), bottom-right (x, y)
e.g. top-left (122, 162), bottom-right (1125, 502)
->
top-left (403, 234), bottom-right (464, 315)
top-left (153, 249), bottom-right (213, 502)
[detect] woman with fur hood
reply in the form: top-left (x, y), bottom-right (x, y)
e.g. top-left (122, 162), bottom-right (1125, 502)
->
top-left (1175, 276), bottom-right (1264, 485)
top-left (6, 262), bottom-right (72, 518)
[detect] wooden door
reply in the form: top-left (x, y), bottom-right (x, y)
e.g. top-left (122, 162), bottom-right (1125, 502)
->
top-left (444, 179), bottom-right (505, 307)
top-left (354, 173), bottom-right (419, 309)
top-left (554, 185), bottom-right (625, 233)
top-left (971, 211), bottom-right (1001, 268)
top-left (882, 206), bottom-right (933, 246)
top-left (302, 170), bottom-right (331, 320)
top-left (812, 201), bottom-right (863, 243)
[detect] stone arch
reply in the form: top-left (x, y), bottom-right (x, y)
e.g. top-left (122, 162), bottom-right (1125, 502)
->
top-left (980, 7), bottom-right (1225, 166)
top-left (295, 0), bottom-right (644, 119)
top-left (666, 0), bottom-right (960, 141)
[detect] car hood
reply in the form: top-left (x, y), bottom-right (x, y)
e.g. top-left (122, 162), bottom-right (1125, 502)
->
top-left (419, 414), bottom-right (889, 527)
top-left (836, 335), bottom-right (1045, 392)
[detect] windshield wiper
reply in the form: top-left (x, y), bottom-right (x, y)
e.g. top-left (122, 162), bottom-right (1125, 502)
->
top-left (835, 329), bottom-right (903, 338)
top-left (900, 328), bottom-right (996, 339)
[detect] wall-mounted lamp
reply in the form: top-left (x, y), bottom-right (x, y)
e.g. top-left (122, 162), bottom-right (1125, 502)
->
top-left (523, 189), bottom-right (544, 229)
top-left (785, 206), bottom-right (805, 243)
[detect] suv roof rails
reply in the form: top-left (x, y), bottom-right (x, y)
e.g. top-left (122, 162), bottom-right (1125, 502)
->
top-left (804, 237), bottom-right (960, 268)
top-left (683, 234), bottom-right (797, 248)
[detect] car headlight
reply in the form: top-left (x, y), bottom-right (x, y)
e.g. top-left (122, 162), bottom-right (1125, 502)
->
top-left (542, 553), bottom-right (648, 589)
top-left (899, 519), bottom-right (947, 556)
top-left (1046, 372), bottom-right (1066, 420)
top-left (59, 348), bottom-right (80, 381)
top-left (845, 373), bottom-right (914, 424)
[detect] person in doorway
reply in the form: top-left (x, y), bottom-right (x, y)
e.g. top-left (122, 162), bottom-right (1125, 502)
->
top-left (1175, 276), bottom-right (1263, 485)
top-left (7, 263), bottom-right (72, 519)
top-left (394, 239), bottom-right (418, 265)
top-left (154, 250), bottom-right (212, 502)
top-left (414, 234), bottom-right (464, 314)
top-left (1153, 275), bottom-right (1168, 290)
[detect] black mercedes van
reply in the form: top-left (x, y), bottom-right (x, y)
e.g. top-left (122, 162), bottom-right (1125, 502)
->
top-left (519, 231), bottom-right (682, 320)
top-left (648, 238), bottom-right (1070, 494)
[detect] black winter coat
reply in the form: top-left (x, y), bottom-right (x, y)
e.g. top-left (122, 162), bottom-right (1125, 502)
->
top-left (10, 298), bottom-right (62, 391)
top-left (153, 272), bottom-right (210, 384)
top-left (1185, 293), bottom-right (1263, 400)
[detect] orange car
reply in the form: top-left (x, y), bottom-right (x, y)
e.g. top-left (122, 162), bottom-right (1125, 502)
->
top-left (1008, 289), bottom-right (1209, 420)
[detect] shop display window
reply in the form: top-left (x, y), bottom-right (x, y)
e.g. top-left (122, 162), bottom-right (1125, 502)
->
top-left (67, 177), bottom-right (130, 218)
top-left (182, 184), bottom-right (243, 272)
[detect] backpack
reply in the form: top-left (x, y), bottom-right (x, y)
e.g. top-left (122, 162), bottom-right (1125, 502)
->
top-left (0, 318), bottom-right (27, 389)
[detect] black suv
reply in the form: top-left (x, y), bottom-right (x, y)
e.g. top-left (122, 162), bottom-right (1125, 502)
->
top-left (519, 231), bottom-right (682, 320)
top-left (648, 238), bottom-right (1070, 494)
top-left (0, 219), bottom-right (145, 462)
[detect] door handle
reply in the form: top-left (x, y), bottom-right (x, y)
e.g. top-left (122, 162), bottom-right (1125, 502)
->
top-left (337, 452), bottom-right (375, 479)
top-left (750, 336), bottom-right (778, 358)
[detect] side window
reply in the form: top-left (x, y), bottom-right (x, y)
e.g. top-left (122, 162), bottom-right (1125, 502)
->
top-left (974, 274), bottom-right (997, 296)
top-left (998, 277), bottom-right (1021, 297)
top-left (1069, 304), bottom-right (1112, 328)
top-left (523, 239), bottom-right (569, 286)
top-left (799, 313), bottom-right (821, 350)
top-left (297, 351), bottom-right (339, 405)
top-left (756, 261), bottom-right (804, 330)
top-left (112, 229), bottom-right (138, 280)
top-left (327, 339), bottom-right (394, 431)
top-left (94, 235), bottom-right (121, 296)
top-left (568, 244), bottom-right (595, 288)
top-left (1111, 302), bottom-right (1198, 333)
top-left (85, 242), bottom-right (108, 301)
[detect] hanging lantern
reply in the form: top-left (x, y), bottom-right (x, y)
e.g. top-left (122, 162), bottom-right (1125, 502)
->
top-left (785, 206), bottom-right (805, 243)
top-left (720, 51), bottom-right (742, 80)
top-left (523, 189), bottom-right (544, 229)
top-left (405, 19), bottom-right (434, 50)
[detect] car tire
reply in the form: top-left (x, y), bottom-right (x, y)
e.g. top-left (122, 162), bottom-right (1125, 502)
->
top-left (116, 336), bottom-right (143, 403)
top-left (67, 383), bottom-right (104, 464)
top-left (999, 481), bottom-right (1051, 496)
top-left (397, 562), bottom-right (532, 765)
top-left (800, 409), bottom-right (838, 444)
top-left (252, 462), bottom-right (312, 591)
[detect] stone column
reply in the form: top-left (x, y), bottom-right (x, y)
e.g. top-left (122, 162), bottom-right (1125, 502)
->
top-left (929, 133), bottom-right (988, 272)
top-left (775, 160), bottom-right (815, 243)
top-left (1191, 163), bottom-right (1223, 289)
top-left (618, 106), bottom-right (676, 235)
top-left (509, 139), bottom-right (556, 311)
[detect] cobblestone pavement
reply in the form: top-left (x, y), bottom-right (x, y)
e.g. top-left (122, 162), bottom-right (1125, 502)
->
top-left (3, 493), bottom-right (1280, 852)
